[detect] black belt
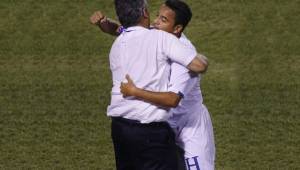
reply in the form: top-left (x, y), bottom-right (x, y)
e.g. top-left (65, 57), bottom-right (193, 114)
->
top-left (111, 117), bottom-right (170, 128)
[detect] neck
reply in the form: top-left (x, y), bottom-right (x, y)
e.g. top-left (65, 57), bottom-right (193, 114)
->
top-left (175, 32), bottom-right (182, 38)
top-left (136, 18), bottom-right (150, 28)
top-left (136, 23), bottom-right (148, 28)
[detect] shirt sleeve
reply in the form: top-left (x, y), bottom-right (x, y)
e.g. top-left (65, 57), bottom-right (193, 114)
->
top-left (161, 31), bottom-right (197, 67)
top-left (168, 63), bottom-right (198, 97)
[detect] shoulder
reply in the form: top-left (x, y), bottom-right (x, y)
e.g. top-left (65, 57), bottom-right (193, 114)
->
top-left (111, 36), bottom-right (121, 47)
top-left (149, 29), bottom-right (178, 40)
top-left (179, 33), bottom-right (196, 50)
top-left (110, 36), bottom-right (124, 54)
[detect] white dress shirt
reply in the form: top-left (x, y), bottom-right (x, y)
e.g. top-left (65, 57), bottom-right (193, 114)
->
top-left (107, 26), bottom-right (197, 123)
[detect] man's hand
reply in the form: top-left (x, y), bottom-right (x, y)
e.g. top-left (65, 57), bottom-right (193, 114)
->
top-left (90, 11), bottom-right (106, 25)
top-left (120, 75), bottom-right (137, 97)
top-left (90, 11), bottom-right (121, 36)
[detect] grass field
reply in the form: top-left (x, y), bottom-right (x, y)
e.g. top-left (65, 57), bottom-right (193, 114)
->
top-left (0, 0), bottom-right (299, 169)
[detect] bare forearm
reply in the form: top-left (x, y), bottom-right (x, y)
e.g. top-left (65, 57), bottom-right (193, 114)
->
top-left (97, 18), bottom-right (121, 36)
top-left (187, 53), bottom-right (208, 74)
top-left (132, 88), bottom-right (181, 108)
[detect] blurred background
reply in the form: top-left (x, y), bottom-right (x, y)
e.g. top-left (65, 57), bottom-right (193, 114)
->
top-left (0, 0), bottom-right (299, 169)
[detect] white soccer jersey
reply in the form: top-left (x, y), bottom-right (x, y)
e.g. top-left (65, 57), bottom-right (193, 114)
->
top-left (107, 26), bottom-right (197, 123)
top-left (168, 34), bottom-right (203, 114)
top-left (168, 34), bottom-right (215, 170)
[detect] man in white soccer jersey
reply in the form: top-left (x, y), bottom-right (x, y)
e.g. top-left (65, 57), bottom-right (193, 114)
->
top-left (90, 0), bottom-right (215, 169)
top-left (91, 0), bottom-right (208, 169)
top-left (120, 1), bottom-right (216, 170)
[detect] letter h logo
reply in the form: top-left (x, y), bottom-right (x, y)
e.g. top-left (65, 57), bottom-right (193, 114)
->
top-left (185, 156), bottom-right (200, 170)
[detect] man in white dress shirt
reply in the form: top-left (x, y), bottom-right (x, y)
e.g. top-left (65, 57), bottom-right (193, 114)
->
top-left (91, 0), bottom-right (208, 169)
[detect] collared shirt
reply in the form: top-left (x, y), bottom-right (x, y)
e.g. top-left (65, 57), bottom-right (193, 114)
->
top-left (107, 26), bottom-right (197, 123)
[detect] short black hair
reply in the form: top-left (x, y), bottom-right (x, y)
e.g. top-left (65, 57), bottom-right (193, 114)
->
top-left (164, 0), bottom-right (192, 30)
top-left (114, 0), bottom-right (147, 28)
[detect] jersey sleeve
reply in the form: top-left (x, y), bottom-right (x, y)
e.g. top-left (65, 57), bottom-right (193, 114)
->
top-left (168, 63), bottom-right (198, 97)
top-left (161, 31), bottom-right (197, 67)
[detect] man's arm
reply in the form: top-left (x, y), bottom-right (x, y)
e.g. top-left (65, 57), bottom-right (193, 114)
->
top-left (120, 75), bottom-right (182, 108)
top-left (90, 11), bottom-right (121, 36)
top-left (187, 53), bottom-right (208, 74)
top-left (161, 32), bottom-right (208, 74)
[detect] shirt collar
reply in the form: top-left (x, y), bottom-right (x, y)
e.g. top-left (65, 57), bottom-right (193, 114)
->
top-left (124, 26), bottom-right (148, 32)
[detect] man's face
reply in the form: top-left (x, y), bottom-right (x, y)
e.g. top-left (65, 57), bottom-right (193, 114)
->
top-left (153, 4), bottom-right (176, 34)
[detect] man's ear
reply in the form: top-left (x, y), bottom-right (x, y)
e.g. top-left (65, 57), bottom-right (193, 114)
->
top-left (143, 8), bottom-right (150, 19)
top-left (173, 25), bottom-right (184, 35)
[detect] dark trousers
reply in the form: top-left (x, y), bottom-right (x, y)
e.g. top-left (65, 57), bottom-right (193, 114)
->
top-left (111, 117), bottom-right (180, 170)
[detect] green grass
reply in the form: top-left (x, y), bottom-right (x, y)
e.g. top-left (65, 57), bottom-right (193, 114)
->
top-left (0, 0), bottom-right (299, 169)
